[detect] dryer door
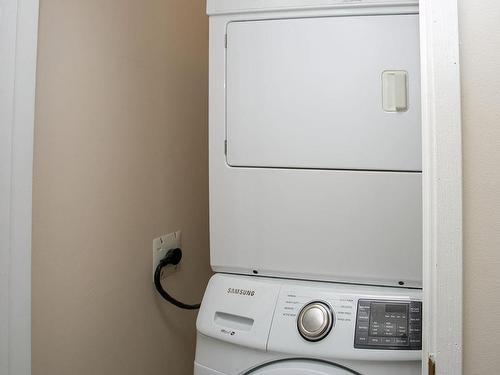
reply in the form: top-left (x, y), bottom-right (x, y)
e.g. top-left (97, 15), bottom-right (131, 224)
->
top-left (246, 359), bottom-right (359, 375)
top-left (226, 14), bottom-right (421, 172)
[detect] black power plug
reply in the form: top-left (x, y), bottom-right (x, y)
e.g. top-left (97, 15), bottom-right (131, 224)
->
top-left (160, 248), bottom-right (182, 266)
top-left (154, 247), bottom-right (201, 310)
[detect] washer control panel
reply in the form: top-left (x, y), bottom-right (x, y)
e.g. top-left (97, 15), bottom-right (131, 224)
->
top-left (354, 299), bottom-right (422, 350)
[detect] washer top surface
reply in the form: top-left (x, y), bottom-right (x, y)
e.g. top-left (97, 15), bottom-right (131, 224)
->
top-left (247, 359), bottom-right (355, 375)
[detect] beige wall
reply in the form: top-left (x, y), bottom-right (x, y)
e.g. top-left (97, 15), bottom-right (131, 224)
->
top-left (32, 1), bottom-right (210, 374)
top-left (459, 1), bottom-right (500, 374)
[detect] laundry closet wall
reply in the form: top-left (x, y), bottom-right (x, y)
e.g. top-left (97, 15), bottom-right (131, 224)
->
top-left (32, 1), bottom-right (210, 374)
top-left (459, 0), bottom-right (500, 373)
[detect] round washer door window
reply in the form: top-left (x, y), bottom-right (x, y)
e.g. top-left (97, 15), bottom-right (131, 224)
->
top-left (245, 359), bottom-right (360, 375)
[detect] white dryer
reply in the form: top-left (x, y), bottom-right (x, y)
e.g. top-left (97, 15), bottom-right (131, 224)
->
top-left (195, 274), bottom-right (422, 375)
top-left (208, 0), bottom-right (423, 288)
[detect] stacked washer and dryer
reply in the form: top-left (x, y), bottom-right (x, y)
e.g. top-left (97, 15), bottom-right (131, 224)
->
top-left (195, 0), bottom-right (422, 374)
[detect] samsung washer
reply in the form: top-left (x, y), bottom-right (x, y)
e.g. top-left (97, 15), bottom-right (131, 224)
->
top-left (194, 274), bottom-right (422, 375)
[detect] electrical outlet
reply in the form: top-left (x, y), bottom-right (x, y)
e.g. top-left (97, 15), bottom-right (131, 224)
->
top-left (152, 230), bottom-right (181, 282)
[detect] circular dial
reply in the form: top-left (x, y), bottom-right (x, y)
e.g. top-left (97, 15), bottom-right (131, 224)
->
top-left (297, 301), bottom-right (334, 342)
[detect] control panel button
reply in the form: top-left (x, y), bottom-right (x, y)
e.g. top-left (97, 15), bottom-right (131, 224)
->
top-left (357, 323), bottom-right (369, 331)
top-left (395, 338), bottom-right (409, 345)
top-left (383, 337), bottom-right (395, 345)
top-left (357, 312), bottom-right (369, 321)
top-left (356, 336), bottom-right (368, 344)
top-left (297, 301), bottom-right (334, 342)
top-left (409, 325), bottom-right (421, 334)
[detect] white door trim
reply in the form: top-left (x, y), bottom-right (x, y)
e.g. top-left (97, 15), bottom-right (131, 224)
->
top-left (0, 0), bottom-right (39, 374)
top-left (420, 1), bottom-right (463, 374)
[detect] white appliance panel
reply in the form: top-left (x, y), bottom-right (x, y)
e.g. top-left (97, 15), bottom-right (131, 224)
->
top-left (210, 169), bottom-right (422, 287)
top-left (226, 15), bottom-right (421, 171)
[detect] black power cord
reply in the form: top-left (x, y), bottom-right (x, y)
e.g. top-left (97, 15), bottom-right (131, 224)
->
top-left (154, 248), bottom-right (201, 310)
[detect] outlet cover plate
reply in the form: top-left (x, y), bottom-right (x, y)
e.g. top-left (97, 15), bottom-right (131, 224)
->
top-left (152, 230), bottom-right (182, 282)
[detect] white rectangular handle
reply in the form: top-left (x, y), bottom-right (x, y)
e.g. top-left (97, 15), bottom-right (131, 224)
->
top-left (382, 70), bottom-right (408, 112)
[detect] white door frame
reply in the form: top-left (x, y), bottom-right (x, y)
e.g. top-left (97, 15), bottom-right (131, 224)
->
top-left (420, 1), bottom-right (463, 374)
top-left (0, 0), bottom-right (39, 374)
top-left (0, 0), bottom-right (462, 374)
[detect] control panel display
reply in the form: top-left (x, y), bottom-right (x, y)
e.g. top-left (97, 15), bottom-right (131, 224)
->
top-left (354, 299), bottom-right (422, 350)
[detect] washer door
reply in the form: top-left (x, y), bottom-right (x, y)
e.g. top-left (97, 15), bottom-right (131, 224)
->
top-left (245, 359), bottom-right (360, 375)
